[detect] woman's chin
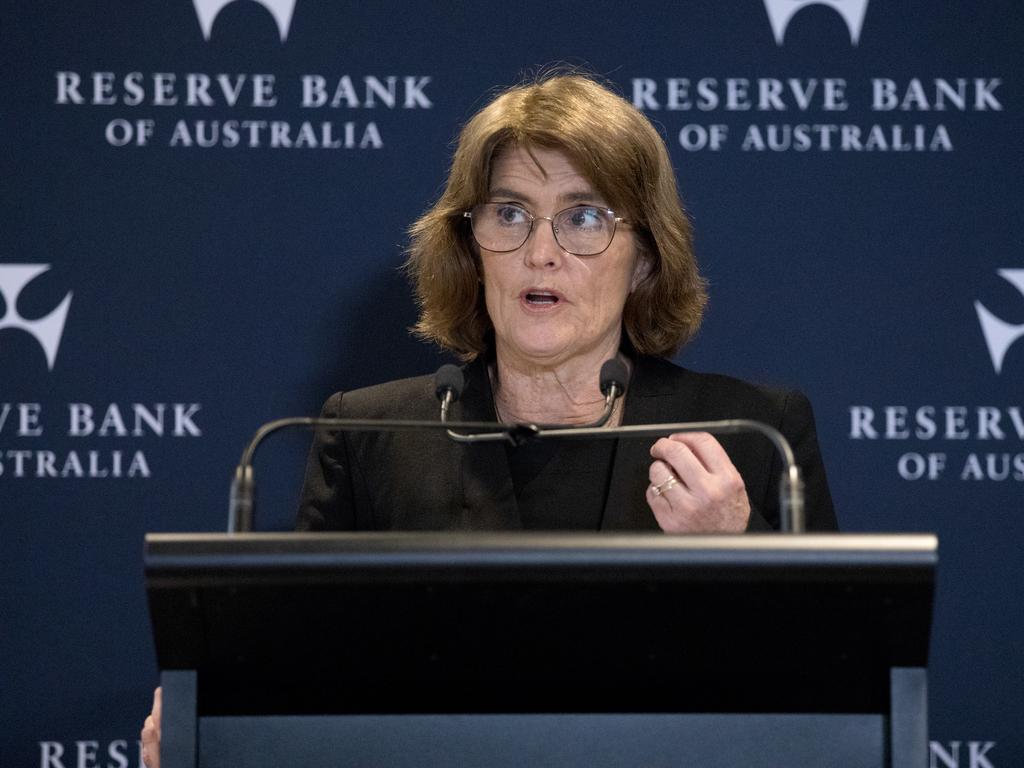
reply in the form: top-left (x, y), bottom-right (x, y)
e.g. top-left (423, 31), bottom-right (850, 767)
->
top-left (499, 333), bottom-right (575, 366)
top-left (501, 332), bottom-right (620, 369)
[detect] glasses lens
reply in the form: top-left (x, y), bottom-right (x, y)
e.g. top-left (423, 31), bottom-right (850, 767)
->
top-left (553, 206), bottom-right (615, 255)
top-left (470, 203), bottom-right (531, 252)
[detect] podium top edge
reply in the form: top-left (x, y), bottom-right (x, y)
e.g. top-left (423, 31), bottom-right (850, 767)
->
top-left (144, 531), bottom-right (938, 556)
top-left (143, 533), bottom-right (938, 586)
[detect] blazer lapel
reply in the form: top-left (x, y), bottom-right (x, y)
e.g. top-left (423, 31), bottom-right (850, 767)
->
top-left (601, 356), bottom-right (701, 530)
top-left (455, 357), bottom-right (522, 529)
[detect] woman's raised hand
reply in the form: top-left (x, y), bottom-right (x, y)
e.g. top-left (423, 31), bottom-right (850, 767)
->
top-left (646, 432), bottom-right (751, 533)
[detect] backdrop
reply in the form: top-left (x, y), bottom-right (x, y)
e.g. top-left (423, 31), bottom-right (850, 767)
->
top-left (2, 1), bottom-right (1021, 765)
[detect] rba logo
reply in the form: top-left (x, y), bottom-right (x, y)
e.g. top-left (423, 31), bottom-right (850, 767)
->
top-left (975, 269), bottom-right (1024, 374)
top-left (763, 0), bottom-right (869, 45)
top-left (0, 264), bottom-right (72, 371)
top-left (193, 0), bottom-right (297, 42)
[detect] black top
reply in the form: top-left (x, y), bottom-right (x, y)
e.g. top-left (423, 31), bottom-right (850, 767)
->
top-left (505, 438), bottom-right (618, 530)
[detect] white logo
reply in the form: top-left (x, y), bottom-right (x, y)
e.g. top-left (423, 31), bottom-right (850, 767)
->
top-left (763, 0), bottom-right (869, 45)
top-left (975, 268), bottom-right (1024, 375)
top-left (0, 264), bottom-right (72, 371)
top-left (193, 0), bottom-right (297, 42)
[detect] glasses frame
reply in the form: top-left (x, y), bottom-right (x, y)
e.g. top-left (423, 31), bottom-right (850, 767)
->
top-left (463, 202), bottom-right (627, 257)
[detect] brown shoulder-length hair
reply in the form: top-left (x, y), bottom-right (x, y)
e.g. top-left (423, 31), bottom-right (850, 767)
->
top-left (406, 73), bottom-right (707, 359)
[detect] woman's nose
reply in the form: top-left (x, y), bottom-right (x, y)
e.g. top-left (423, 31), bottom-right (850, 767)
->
top-left (522, 216), bottom-right (564, 268)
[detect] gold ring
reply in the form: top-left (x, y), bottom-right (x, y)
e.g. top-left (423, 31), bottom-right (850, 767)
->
top-left (651, 474), bottom-right (679, 496)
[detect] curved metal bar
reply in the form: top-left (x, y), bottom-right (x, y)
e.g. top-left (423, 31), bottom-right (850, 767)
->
top-left (230, 406), bottom-right (804, 534)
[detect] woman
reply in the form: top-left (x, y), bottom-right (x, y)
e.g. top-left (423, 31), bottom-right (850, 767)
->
top-left (296, 74), bottom-right (834, 534)
top-left (142, 72), bottom-right (835, 768)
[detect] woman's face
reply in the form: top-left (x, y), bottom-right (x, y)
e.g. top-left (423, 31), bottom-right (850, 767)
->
top-left (479, 146), bottom-right (647, 369)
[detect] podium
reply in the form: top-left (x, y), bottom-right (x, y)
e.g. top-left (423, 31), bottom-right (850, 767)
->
top-left (145, 532), bottom-right (936, 768)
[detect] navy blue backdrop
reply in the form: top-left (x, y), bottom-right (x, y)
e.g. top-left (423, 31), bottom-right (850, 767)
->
top-left (2, 1), bottom-right (1022, 765)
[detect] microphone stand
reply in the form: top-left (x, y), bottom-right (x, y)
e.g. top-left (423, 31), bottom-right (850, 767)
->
top-left (539, 420), bottom-right (805, 534)
top-left (229, 361), bottom-right (804, 534)
top-left (440, 418), bottom-right (804, 534)
top-left (437, 362), bottom-right (805, 532)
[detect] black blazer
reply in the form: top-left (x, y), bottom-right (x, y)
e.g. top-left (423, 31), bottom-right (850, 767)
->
top-left (297, 355), bottom-right (837, 532)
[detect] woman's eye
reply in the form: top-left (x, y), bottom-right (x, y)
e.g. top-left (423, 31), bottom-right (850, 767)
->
top-left (495, 205), bottom-right (528, 225)
top-left (567, 207), bottom-right (603, 229)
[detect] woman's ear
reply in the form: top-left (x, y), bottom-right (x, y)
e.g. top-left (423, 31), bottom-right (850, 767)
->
top-left (630, 252), bottom-right (652, 292)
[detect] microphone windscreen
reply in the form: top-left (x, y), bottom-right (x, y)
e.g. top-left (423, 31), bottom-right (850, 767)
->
top-left (434, 364), bottom-right (465, 402)
top-left (599, 358), bottom-right (629, 396)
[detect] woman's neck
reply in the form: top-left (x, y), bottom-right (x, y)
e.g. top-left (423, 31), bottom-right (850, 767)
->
top-left (490, 338), bottom-right (628, 426)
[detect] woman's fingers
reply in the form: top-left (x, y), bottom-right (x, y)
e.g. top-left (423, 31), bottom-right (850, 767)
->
top-left (649, 436), bottom-right (709, 492)
top-left (141, 687), bottom-right (161, 768)
top-left (152, 686), bottom-right (161, 733)
top-left (668, 431), bottom-right (737, 474)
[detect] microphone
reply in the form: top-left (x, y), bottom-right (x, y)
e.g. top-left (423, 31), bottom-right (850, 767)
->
top-left (434, 364), bottom-right (464, 422)
top-left (599, 357), bottom-right (628, 398)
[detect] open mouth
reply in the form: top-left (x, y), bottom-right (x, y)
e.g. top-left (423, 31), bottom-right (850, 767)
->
top-left (524, 291), bottom-right (561, 305)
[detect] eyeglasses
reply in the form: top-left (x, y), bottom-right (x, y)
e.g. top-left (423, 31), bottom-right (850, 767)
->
top-left (463, 203), bottom-right (626, 257)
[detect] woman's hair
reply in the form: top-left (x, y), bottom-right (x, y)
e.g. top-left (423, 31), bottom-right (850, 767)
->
top-left (406, 73), bottom-right (707, 359)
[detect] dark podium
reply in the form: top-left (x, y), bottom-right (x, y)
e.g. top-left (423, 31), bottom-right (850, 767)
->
top-left (145, 532), bottom-right (936, 768)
